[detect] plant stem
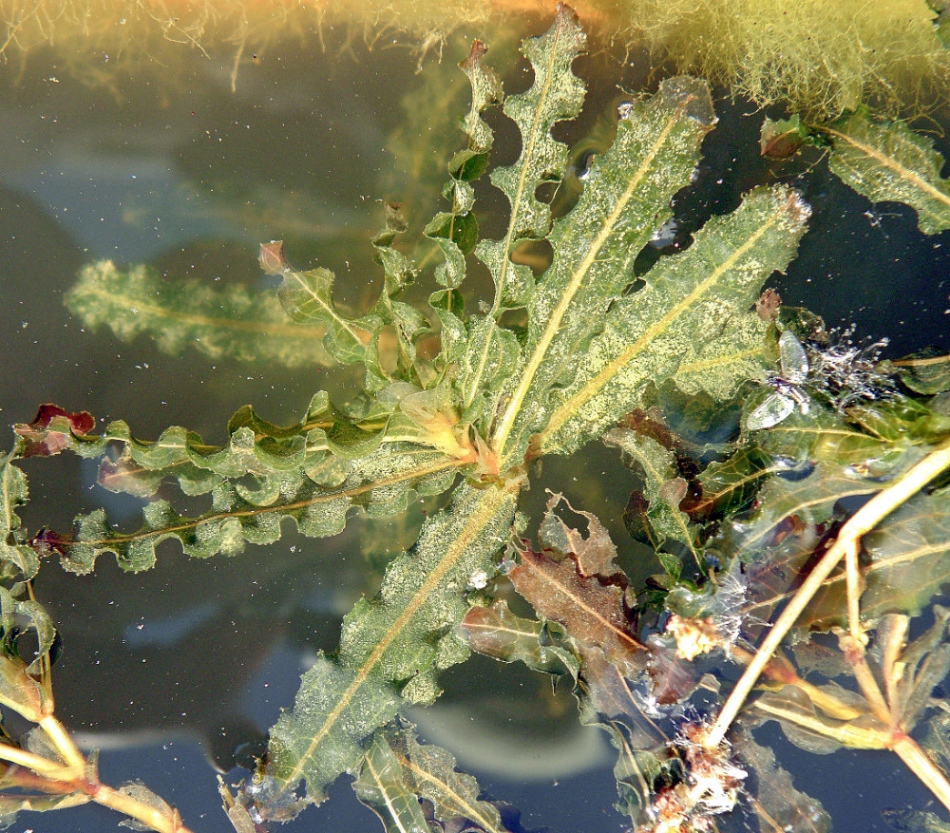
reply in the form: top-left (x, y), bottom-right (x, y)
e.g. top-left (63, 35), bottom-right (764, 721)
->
top-left (39, 714), bottom-right (87, 772)
top-left (0, 743), bottom-right (75, 779)
top-left (705, 436), bottom-right (950, 748)
top-left (892, 734), bottom-right (950, 812)
top-left (94, 784), bottom-right (192, 833)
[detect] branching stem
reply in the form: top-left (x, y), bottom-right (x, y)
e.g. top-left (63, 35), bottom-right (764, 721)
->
top-left (705, 436), bottom-right (950, 748)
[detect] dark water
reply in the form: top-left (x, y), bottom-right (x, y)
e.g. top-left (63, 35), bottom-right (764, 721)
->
top-left (1, 15), bottom-right (949, 833)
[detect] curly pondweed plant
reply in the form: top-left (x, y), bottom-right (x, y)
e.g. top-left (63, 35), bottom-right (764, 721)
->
top-left (4, 5), bottom-right (950, 832)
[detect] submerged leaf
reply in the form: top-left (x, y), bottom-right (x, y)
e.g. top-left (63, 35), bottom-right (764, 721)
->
top-left (733, 728), bottom-right (830, 833)
top-left (819, 110), bottom-right (950, 234)
top-left (474, 3), bottom-right (587, 310)
top-left (461, 599), bottom-right (578, 677)
top-left (492, 76), bottom-right (719, 467)
top-left (509, 544), bottom-right (643, 676)
top-left (533, 186), bottom-right (808, 459)
top-left (353, 728), bottom-right (435, 833)
top-left (356, 723), bottom-right (508, 833)
top-left (263, 241), bottom-right (376, 366)
top-left (894, 353), bottom-right (950, 395)
top-left (65, 260), bottom-right (334, 368)
top-left (47, 445), bottom-right (463, 574)
top-left (605, 427), bottom-right (698, 569)
top-left (254, 481), bottom-right (517, 816)
top-left (0, 452), bottom-right (38, 580)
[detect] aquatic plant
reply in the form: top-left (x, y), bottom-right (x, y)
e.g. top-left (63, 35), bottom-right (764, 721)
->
top-left (1, 0), bottom-right (948, 115)
top-left (3, 6), bottom-right (950, 832)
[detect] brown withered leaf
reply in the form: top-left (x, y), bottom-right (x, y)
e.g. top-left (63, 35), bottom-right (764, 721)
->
top-left (460, 599), bottom-right (578, 677)
top-left (538, 492), bottom-right (622, 578)
top-left (509, 544), bottom-right (644, 676)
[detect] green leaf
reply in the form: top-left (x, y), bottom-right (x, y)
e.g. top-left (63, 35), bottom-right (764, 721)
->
top-left (461, 599), bottom-right (578, 677)
top-left (491, 76), bottom-right (718, 467)
top-left (455, 316), bottom-right (521, 427)
top-left (760, 115), bottom-right (810, 160)
top-left (819, 109), bottom-right (950, 234)
top-left (733, 728), bottom-right (831, 833)
top-left (353, 728), bottom-right (435, 833)
top-left (894, 353), bottom-right (950, 395)
top-left (756, 395), bottom-right (948, 475)
top-left (0, 585), bottom-right (56, 674)
top-left (0, 453), bottom-right (38, 581)
top-left (47, 447), bottom-right (463, 574)
top-left (533, 185), bottom-right (808, 459)
top-left (425, 40), bottom-right (501, 292)
top-left (356, 722), bottom-right (509, 833)
top-left (474, 4), bottom-right (587, 311)
top-left (604, 427), bottom-right (698, 570)
top-left (857, 491), bottom-right (950, 620)
top-left (262, 240), bottom-right (376, 366)
top-left (671, 310), bottom-right (771, 402)
top-left (253, 481), bottom-right (518, 816)
top-left (884, 808), bottom-right (950, 833)
top-left (64, 260), bottom-right (335, 368)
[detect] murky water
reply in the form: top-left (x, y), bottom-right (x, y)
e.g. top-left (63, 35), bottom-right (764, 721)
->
top-left (1, 10), bottom-right (950, 833)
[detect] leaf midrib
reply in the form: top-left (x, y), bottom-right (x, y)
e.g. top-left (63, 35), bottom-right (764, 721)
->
top-left (276, 480), bottom-right (517, 794)
top-left (491, 106), bottom-right (686, 463)
top-left (536, 211), bottom-right (783, 452)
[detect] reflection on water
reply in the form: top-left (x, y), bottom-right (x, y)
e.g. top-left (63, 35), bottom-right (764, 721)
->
top-left (2, 9), bottom-right (950, 833)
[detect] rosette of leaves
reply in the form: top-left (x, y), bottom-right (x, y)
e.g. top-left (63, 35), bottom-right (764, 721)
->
top-left (0, 6), bottom-right (820, 829)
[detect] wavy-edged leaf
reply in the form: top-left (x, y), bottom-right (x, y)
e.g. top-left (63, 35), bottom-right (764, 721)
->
top-left (538, 491), bottom-right (623, 579)
top-left (604, 427), bottom-right (698, 570)
top-left (691, 446), bottom-right (775, 520)
top-left (533, 185), bottom-right (808, 458)
top-left (65, 260), bottom-right (334, 368)
top-left (474, 4), bottom-right (587, 311)
top-left (15, 389), bottom-right (478, 503)
top-left (884, 808), bottom-right (950, 833)
top-left (458, 7), bottom-right (587, 430)
top-left (491, 76), bottom-right (718, 466)
top-left (0, 452), bottom-right (38, 581)
top-left (671, 310), bottom-right (771, 401)
top-left (253, 480), bottom-right (518, 816)
top-left (756, 396), bottom-right (948, 475)
top-left (509, 545), bottom-right (644, 677)
top-left (0, 585), bottom-right (56, 674)
top-left (425, 40), bottom-right (501, 292)
top-left (353, 727), bottom-right (434, 833)
top-left (856, 491), bottom-right (950, 620)
top-left (13, 395), bottom-right (331, 499)
top-left (717, 464), bottom-right (878, 632)
top-left (455, 316), bottom-right (521, 426)
top-left (733, 728), bottom-right (831, 833)
top-left (819, 110), bottom-right (950, 235)
top-left (41, 447), bottom-right (463, 574)
top-left (461, 599), bottom-right (578, 677)
top-left (894, 353), bottom-right (950, 395)
top-left (262, 240), bottom-right (376, 366)
top-left (356, 722), bottom-right (509, 833)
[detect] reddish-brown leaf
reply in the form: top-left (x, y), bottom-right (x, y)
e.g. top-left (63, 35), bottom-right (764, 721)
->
top-left (509, 545), bottom-right (644, 675)
top-left (14, 404), bottom-right (95, 457)
top-left (538, 492), bottom-right (623, 578)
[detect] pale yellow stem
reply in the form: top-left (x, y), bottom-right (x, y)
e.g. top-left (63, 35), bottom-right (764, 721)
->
top-left (892, 734), bottom-right (950, 813)
top-left (38, 714), bottom-right (87, 772)
top-left (705, 437), bottom-right (950, 748)
top-left (0, 744), bottom-right (75, 780)
top-left (844, 542), bottom-right (865, 647)
top-left (95, 785), bottom-right (193, 833)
